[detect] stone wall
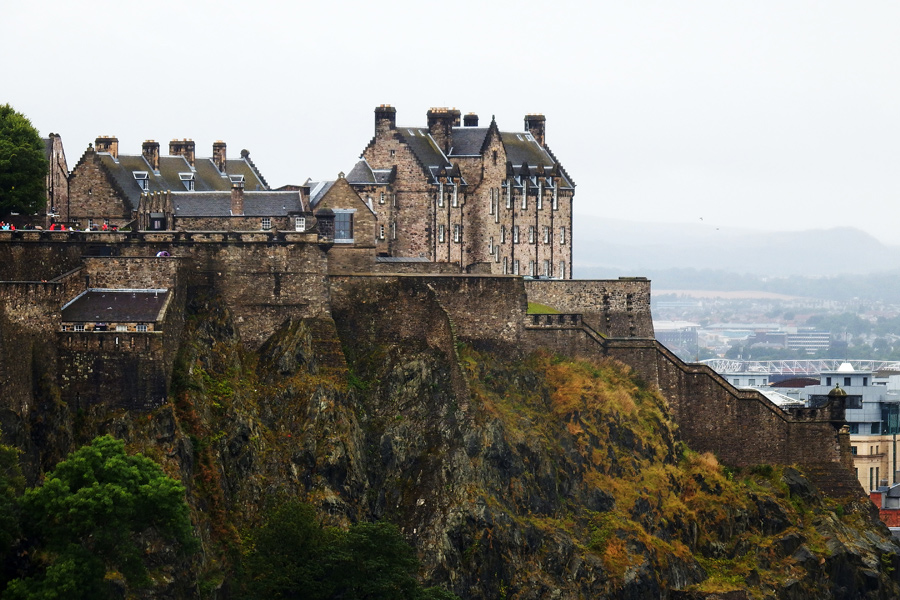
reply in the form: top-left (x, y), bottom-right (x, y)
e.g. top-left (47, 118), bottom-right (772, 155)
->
top-left (524, 278), bottom-right (653, 338)
top-left (67, 146), bottom-right (133, 226)
top-left (83, 256), bottom-right (181, 289)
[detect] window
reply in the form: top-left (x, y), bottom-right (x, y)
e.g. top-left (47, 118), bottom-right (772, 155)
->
top-left (179, 173), bottom-right (195, 191)
top-left (529, 260), bottom-right (536, 277)
top-left (849, 423), bottom-right (859, 434)
top-left (873, 423), bottom-right (881, 435)
top-left (451, 185), bottom-right (458, 208)
top-left (851, 446), bottom-right (858, 455)
top-left (537, 186), bottom-right (543, 210)
top-left (528, 226), bottom-right (535, 243)
top-left (503, 257), bottom-right (508, 274)
top-left (513, 259), bottom-right (520, 275)
top-left (488, 236), bottom-right (494, 253)
top-left (552, 185), bottom-right (558, 210)
top-left (88, 219), bottom-right (94, 229)
top-left (136, 323), bottom-right (148, 332)
top-left (229, 174), bottom-right (245, 186)
top-left (559, 261), bottom-right (566, 279)
top-left (379, 224), bottom-right (385, 240)
top-left (495, 247), bottom-right (500, 263)
top-left (393, 194), bottom-right (398, 208)
top-left (438, 224), bottom-right (445, 243)
top-left (560, 226), bottom-right (566, 244)
top-left (437, 189), bottom-right (444, 208)
top-left (133, 171), bottom-right (149, 191)
top-left (513, 226), bottom-right (519, 243)
top-left (391, 222), bottom-right (397, 240)
top-left (74, 324), bottom-right (85, 332)
top-left (844, 377), bottom-right (852, 386)
top-left (489, 189), bottom-right (495, 215)
top-left (826, 376), bottom-right (832, 386)
top-left (748, 379), bottom-right (756, 386)
top-left (379, 192), bottom-right (385, 204)
top-left (261, 217), bottom-right (272, 230)
top-left (453, 224), bottom-right (461, 243)
top-left (116, 325), bottom-right (127, 332)
top-left (390, 149), bottom-right (396, 157)
top-left (506, 185), bottom-right (512, 209)
top-left (500, 226), bottom-right (506, 243)
top-left (543, 260), bottom-right (551, 277)
top-left (295, 217), bottom-right (306, 231)
top-left (543, 226), bottom-right (550, 243)
top-left (521, 191), bottom-right (527, 210)
top-left (492, 150), bottom-right (498, 165)
top-left (863, 377), bottom-right (868, 386)
top-left (334, 211), bottom-right (354, 242)
top-left (733, 379), bottom-right (740, 385)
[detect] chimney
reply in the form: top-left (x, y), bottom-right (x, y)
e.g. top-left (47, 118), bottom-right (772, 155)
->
top-left (213, 140), bottom-right (227, 172)
top-left (169, 138), bottom-right (196, 166)
top-left (426, 107), bottom-right (461, 154)
top-left (94, 135), bottom-right (119, 158)
top-left (231, 179), bottom-right (244, 216)
top-left (375, 104), bottom-right (397, 136)
top-left (525, 114), bottom-right (546, 147)
top-left (463, 113), bottom-right (479, 127)
top-left (142, 140), bottom-right (160, 171)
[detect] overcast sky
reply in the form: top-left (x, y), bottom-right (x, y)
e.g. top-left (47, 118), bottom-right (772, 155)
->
top-left (4, 1), bottom-right (899, 244)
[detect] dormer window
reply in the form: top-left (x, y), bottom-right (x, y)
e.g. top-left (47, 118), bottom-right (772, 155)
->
top-left (229, 174), bottom-right (245, 186)
top-left (133, 171), bottom-right (149, 191)
top-left (179, 173), bottom-right (195, 191)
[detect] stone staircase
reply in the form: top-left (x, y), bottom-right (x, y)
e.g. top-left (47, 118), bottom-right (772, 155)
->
top-left (801, 462), bottom-right (866, 500)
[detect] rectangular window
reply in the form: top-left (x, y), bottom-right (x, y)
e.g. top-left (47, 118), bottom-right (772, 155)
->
top-left (529, 260), bottom-right (536, 277)
top-left (844, 377), bottom-right (852, 386)
top-left (826, 376), bottom-right (832, 386)
top-left (438, 189), bottom-right (444, 208)
top-left (864, 377), bottom-right (868, 386)
top-left (506, 185), bottom-right (512, 209)
top-left (179, 173), bottom-right (195, 191)
top-left (537, 186), bottom-right (543, 210)
top-left (851, 446), bottom-right (858, 455)
top-left (379, 224), bottom-right (385, 240)
top-left (495, 246), bottom-right (500, 263)
top-left (513, 259), bottom-right (520, 275)
top-left (88, 219), bottom-right (94, 229)
top-left (543, 260), bottom-right (551, 277)
top-left (133, 172), bottom-right (149, 191)
top-left (488, 236), bottom-right (493, 253)
top-left (438, 224), bottom-right (445, 243)
top-left (560, 226), bottom-right (566, 244)
top-left (503, 257), bottom-right (508, 274)
top-left (873, 423), bottom-right (881, 435)
top-left (500, 226), bottom-right (506, 243)
top-left (552, 185), bottom-right (558, 210)
top-left (513, 226), bottom-right (519, 243)
top-left (295, 217), bottom-right (306, 231)
top-left (849, 423), bottom-right (859, 434)
top-left (543, 226), bottom-right (550, 243)
top-left (390, 149), bottom-right (396, 157)
top-left (74, 324), bottom-right (85, 332)
top-left (528, 226), bottom-right (535, 243)
top-left (116, 325), bottom-right (127, 332)
top-left (261, 217), bottom-right (272, 230)
top-left (334, 212), bottom-right (354, 242)
top-left (452, 185), bottom-right (458, 208)
top-left (521, 191), bottom-right (527, 210)
top-left (379, 192), bottom-right (385, 204)
top-left (391, 222), bottom-right (397, 240)
top-left (136, 323), bottom-right (148, 332)
top-left (559, 261), bottom-right (566, 279)
top-left (393, 194), bottom-right (398, 208)
top-left (749, 379), bottom-right (756, 386)
top-left (489, 189), bottom-right (495, 215)
top-left (453, 224), bottom-right (461, 243)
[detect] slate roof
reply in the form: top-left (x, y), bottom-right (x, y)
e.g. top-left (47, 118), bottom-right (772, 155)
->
top-left (61, 289), bottom-right (169, 323)
top-left (43, 138), bottom-right (54, 160)
top-left (395, 128), bottom-right (450, 180)
top-left (96, 152), bottom-right (268, 211)
top-left (448, 128), bottom-right (489, 156)
top-left (171, 191), bottom-right (304, 217)
top-left (307, 180), bottom-right (336, 207)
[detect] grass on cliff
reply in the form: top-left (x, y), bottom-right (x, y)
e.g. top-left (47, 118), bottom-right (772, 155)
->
top-left (458, 347), bottom-right (864, 598)
top-left (526, 302), bottom-right (559, 314)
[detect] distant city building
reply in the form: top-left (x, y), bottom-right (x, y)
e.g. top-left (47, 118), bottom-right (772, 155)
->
top-left (654, 320), bottom-right (699, 355)
top-left (786, 329), bottom-right (831, 354)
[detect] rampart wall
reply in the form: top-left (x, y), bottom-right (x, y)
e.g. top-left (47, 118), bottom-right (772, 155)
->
top-left (524, 278), bottom-right (653, 338)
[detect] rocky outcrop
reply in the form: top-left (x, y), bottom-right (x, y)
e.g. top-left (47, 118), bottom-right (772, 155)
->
top-left (2, 287), bottom-right (900, 598)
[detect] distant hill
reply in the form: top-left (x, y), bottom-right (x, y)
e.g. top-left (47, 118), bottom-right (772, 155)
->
top-left (573, 216), bottom-right (900, 278)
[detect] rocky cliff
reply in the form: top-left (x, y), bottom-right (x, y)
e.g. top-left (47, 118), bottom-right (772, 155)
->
top-left (2, 286), bottom-right (900, 599)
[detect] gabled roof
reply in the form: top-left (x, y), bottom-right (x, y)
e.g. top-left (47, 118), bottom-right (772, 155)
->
top-left (90, 149), bottom-right (269, 211)
top-left (171, 191), bottom-right (304, 217)
top-left (395, 128), bottom-right (450, 181)
top-left (61, 289), bottom-right (169, 323)
top-left (448, 128), bottom-right (489, 156)
top-left (307, 180), bottom-right (336, 207)
top-left (346, 159), bottom-right (395, 185)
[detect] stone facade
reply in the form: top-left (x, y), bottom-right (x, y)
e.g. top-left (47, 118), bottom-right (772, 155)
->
top-left (43, 134), bottom-right (69, 227)
top-left (350, 106), bottom-right (575, 276)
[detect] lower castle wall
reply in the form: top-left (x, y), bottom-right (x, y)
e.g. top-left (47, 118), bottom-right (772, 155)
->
top-left (524, 278), bottom-right (654, 338)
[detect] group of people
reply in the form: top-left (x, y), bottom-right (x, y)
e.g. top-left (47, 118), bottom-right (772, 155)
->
top-left (0, 222), bottom-right (121, 231)
top-left (0, 221), bottom-right (15, 230)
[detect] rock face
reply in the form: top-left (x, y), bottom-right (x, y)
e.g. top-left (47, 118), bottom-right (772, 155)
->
top-left (2, 288), bottom-right (900, 599)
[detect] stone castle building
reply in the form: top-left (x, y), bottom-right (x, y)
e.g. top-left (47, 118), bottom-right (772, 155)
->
top-left (343, 106), bottom-right (574, 277)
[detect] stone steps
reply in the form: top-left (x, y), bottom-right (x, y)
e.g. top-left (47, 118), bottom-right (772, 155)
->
top-left (801, 461), bottom-right (865, 500)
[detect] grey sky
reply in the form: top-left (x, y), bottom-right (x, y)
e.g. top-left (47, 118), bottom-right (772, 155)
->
top-left (5, 1), bottom-right (899, 243)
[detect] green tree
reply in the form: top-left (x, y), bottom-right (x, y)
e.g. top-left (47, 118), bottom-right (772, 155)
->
top-left (2, 435), bottom-right (196, 599)
top-left (0, 437), bottom-right (24, 586)
top-left (0, 104), bottom-right (47, 217)
top-left (241, 500), bottom-right (459, 600)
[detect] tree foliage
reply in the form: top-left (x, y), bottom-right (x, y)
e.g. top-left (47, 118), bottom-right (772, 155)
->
top-left (1, 435), bottom-right (196, 599)
top-left (241, 500), bottom-right (459, 600)
top-left (0, 104), bottom-right (47, 217)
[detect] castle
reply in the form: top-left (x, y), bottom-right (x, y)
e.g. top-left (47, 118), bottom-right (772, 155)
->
top-left (0, 106), bottom-right (861, 499)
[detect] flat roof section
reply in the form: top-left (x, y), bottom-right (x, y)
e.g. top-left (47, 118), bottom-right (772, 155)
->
top-left (61, 289), bottom-right (169, 323)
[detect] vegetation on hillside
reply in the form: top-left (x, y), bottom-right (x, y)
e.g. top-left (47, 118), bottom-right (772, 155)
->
top-left (0, 104), bottom-right (47, 217)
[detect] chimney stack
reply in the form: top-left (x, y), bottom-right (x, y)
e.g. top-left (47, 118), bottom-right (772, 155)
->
top-left (94, 135), bottom-right (119, 158)
top-left (213, 140), bottom-right (227, 173)
top-left (169, 138), bottom-right (196, 166)
top-left (524, 114), bottom-right (546, 147)
top-left (142, 140), bottom-right (160, 171)
top-left (231, 179), bottom-right (244, 216)
top-left (426, 107), bottom-right (461, 154)
top-left (463, 113), bottom-right (479, 127)
top-left (375, 104), bottom-right (397, 136)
